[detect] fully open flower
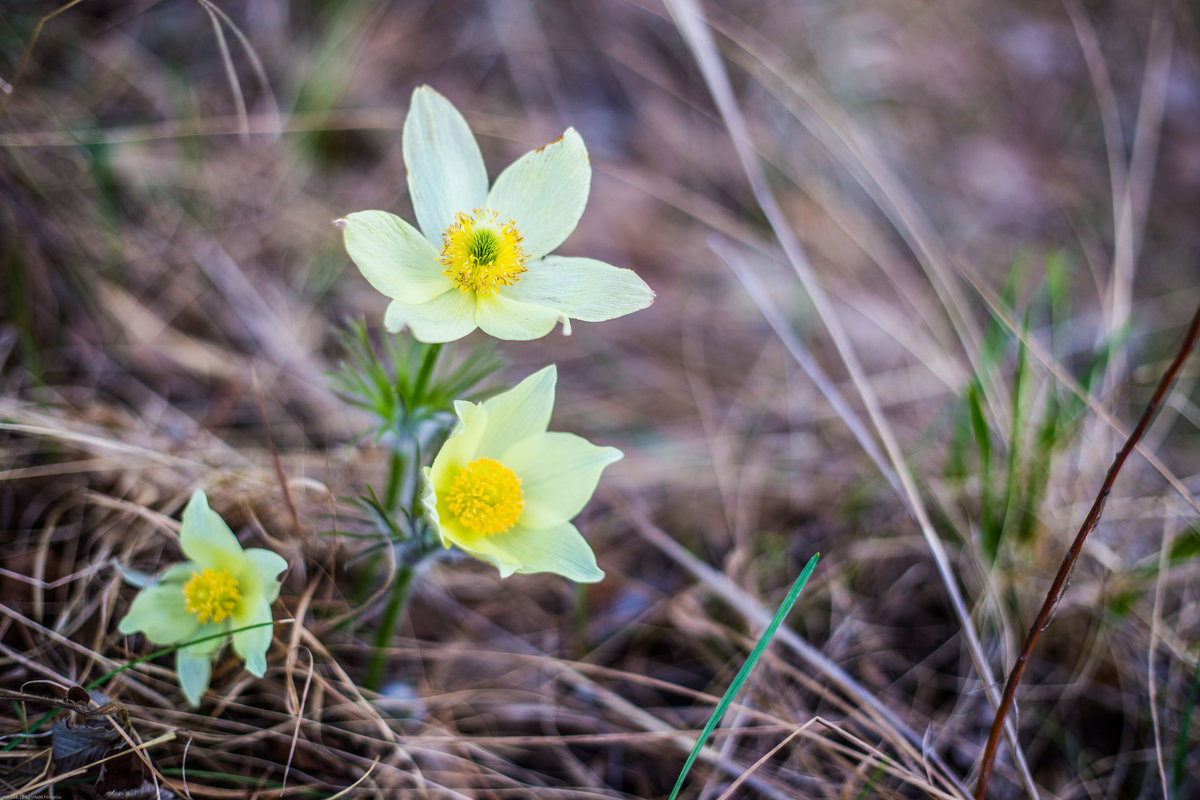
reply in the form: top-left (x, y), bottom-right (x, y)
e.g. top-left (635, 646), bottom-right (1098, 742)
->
top-left (422, 365), bottom-right (620, 581)
top-left (338, 86), bottom-right (654, 342)
top-left (118, 490), bottom-right (288, 706)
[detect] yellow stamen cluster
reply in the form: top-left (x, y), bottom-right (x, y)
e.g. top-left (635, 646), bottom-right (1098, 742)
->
top-left (439, 209), bottom-right (527, 295)
top-left (445, 457), bottom-right (524, 536)
top-left (182, 567), bottom-right (241, 624)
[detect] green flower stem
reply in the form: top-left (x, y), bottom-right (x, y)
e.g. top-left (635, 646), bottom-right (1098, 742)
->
top-left (382, 444), bottom-right (408, 516)
top-left (381, 343), bottom-right (441, 516)
top-left (412, 342), bottom-right (443, 402)
top-left (365, 562), bottom-right (415, 692)
top-left (366, 344), bottom-right (445, 691)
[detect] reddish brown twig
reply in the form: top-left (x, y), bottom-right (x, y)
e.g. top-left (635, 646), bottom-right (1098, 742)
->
top-left (975, 302), bottom-right (1200, 798)
top-left (253, 370), bottom-right (300, 531)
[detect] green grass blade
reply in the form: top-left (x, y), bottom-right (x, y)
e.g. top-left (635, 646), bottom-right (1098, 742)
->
top-left (668, 552), bottom-right (819, 800)
top-left (1170, 657), bottom-right (1200, 799)
top-left (90, 620), bottom-right (277, 688)
top-left (967, 382), bottom-right (999, 560)
top-left (997, 306), bottom-right (1033, 554)
top-left (854, 759), bottom-right (888, 800)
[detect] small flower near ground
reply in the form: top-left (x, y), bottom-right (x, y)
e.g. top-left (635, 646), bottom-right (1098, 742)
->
top-left (337, 85), bottom-right (654, 342)
top-left (421, 365), bottom-right (620, 581)
top-left (118, 490), bottom-right (288, 706)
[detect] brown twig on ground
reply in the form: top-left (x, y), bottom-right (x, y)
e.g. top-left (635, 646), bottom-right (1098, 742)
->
top-left (975, 301), bottom-right (1200, 798)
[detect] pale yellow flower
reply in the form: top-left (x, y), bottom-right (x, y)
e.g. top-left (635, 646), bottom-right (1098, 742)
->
top-left (339, 86), bottom-right (654, 342)
top-left (422, 366), bottom-right (620, 581)
top-left (118, 490), bottom-right (287, 706)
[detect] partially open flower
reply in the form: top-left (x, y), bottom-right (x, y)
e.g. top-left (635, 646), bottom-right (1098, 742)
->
top-left (422, 365), bottom-right (620, 581)
top-left (118, 490), bottom-right (288, 706)
top-left (338, 86), bottom-right (654, 342)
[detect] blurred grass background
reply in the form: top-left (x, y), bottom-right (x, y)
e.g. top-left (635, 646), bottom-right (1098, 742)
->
top-left (1, 0), bottom-right (1199, 797)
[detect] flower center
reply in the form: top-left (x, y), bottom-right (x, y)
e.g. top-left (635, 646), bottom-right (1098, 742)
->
top-left (444, 457), bottom-right (524, 536)
top-left (439, 209), bottom-right (527, 295)
top-left (182, 567), bottom-right (241, 624)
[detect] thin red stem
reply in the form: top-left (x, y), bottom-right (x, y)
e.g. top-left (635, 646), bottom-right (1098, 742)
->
top-left (975, 302), bottom-right (1200, 798)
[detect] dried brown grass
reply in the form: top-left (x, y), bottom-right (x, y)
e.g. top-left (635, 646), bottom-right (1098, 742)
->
top-left (2, 1), bottom-right (1199, 798)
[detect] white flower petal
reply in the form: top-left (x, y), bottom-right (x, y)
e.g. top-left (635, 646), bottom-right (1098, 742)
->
top-left (118, 582), bottom-right (198, 644)
top-left (159, 561), bottom-right (199, 583)
top-left (475, 366), bottom-right (556, 458)
top-left (429, 404), bottom-right (490, 497)
top-left (175, 647), bottom-right (213, 707)
top-left (487, 128), bottom-right (590, 260)
top-left (488, 521), bottom-right (604, 582)
top-left (506, 432), bottom-right (623, 528)
top-left (505, 256), bottom-right (654, 322)
top-left (179, 490), bottom-right (244, 570)
top-left (238, 548), bottom-right (287, 604)
top-left (231, 595), bottom-right (275, 677)
top-left (403, 86), bottom-right (488, 241)
top-left (460, 546), bottom-right (522, 578)
top-left (384, 290), bottom-right (478, 342)
top-left (452, 399), bottom-right (476, 421)
top-left (475, 291), bottom-right (563, 341)
top-left (438, 521), bottom-right (523, 577)
top-left (419, 466), bottom-right (443, 537)
top-left (341, 210), bottom-right (447, 304)
top-left (422, 366), bottom-right (612, 583)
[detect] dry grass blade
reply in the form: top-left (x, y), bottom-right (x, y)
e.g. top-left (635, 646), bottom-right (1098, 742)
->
top-left (253, 370), bottom-right (300, 529)
top-left (711, 240), bottom-right (897, 494)
top-left (193, 0), bottom-right (283, 139)
top-left (195, 0), bottom-right (250, 141)
top-left (0, 732), bottom-right (177, 800)
top-left (1147, 515), bottom-right (1175, 798)
top-left (4, 1), bottom-right (1196, 796)
top-left (323, 757), bottom-right (380, 799)
top-left (618, 497), bottom-right (971, 799)
top-left (661, 0), bottom-right (1036, 794)
top-left (714, 727), bottom-right (805, 800)
top-left (697, 9), bottom-right (993, 403)
top-left (0, 0), bottom-right (87, 119)
top-left (1064, 0), bottom-right (1173, 392)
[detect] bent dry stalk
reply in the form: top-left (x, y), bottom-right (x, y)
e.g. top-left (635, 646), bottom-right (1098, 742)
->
top-left (975, 303), bottom-right (1200, 798)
